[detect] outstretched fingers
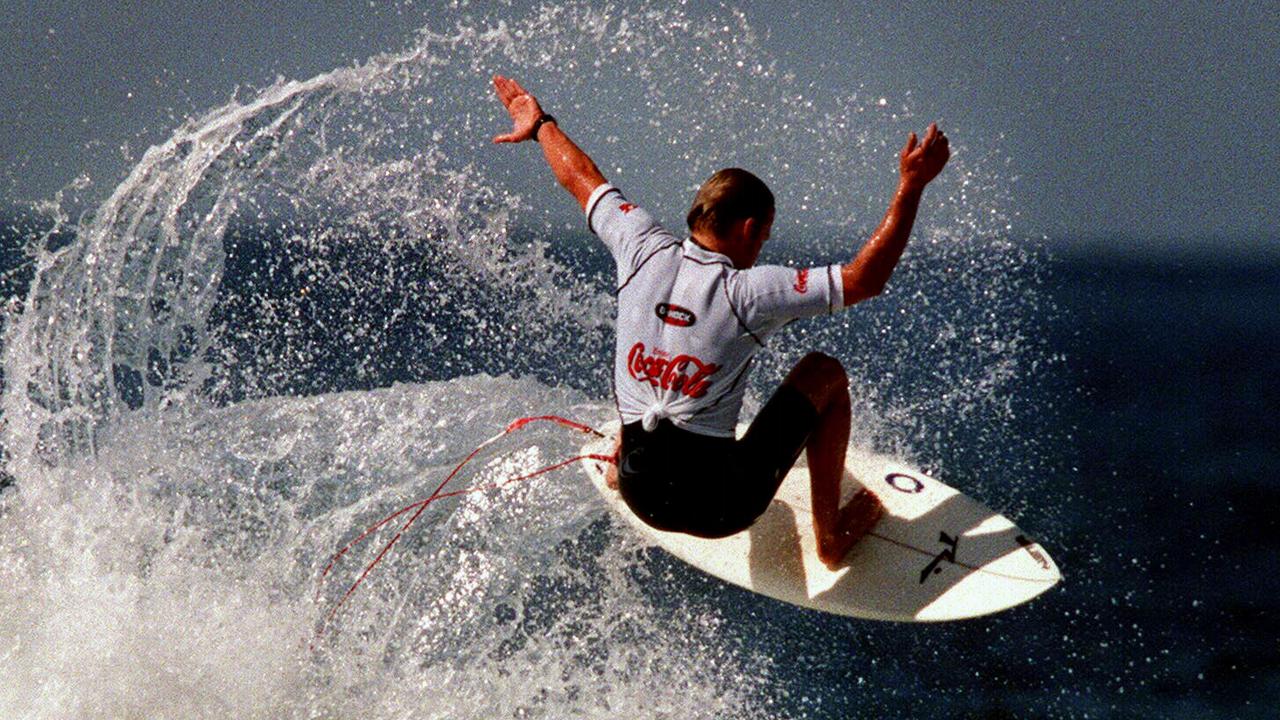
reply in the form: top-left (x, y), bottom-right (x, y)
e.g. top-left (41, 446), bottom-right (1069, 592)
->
top-left (905, 122), bottom-right (949, 162)
top-left (492, 75), bottom-right (523, 143)
top-left (493, 75), bottom-right (515, 105)
top-left (493, 75), bottom-right (531, 107)
top-left (899, 122), bottom-right (951, 187)
top-left (922, 122), bottom-right (938, 149)
top-left (504, 75), bottom-right (530, 99)
top-left (929, 125), bottom-right (950, 163)
top-left (902, 132), bottom-right (918, 158)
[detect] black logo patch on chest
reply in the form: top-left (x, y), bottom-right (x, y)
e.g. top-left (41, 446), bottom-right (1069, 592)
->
top-left (655, 302), bottom-right (696, 327)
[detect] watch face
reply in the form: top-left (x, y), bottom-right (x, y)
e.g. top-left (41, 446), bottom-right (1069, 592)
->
top-left (533, 115), bottom-right (555, 140)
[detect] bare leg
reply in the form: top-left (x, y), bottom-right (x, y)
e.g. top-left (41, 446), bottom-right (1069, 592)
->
top-left (604, 436), bottom-right (621, 490)
top-left (782, 353), bottom-right (885, 569)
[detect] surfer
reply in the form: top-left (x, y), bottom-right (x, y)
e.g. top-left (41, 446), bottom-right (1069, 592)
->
top-left (491, 75), bottom-right (949, 568)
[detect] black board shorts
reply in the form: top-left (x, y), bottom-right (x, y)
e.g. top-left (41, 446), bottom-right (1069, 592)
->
top-left (617, 384), bottom-right (819, 539)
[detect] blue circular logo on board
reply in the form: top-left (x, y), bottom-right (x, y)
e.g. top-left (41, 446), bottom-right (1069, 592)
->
top-left (885, 473), bottom-right (924, 494)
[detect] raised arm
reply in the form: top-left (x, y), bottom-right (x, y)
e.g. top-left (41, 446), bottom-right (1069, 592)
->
top-left (841, 123), bottom-right (950, 306)
top-left (492, 75), bottom-right (606, 210)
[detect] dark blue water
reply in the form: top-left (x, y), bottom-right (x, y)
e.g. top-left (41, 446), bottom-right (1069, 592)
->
top-left (2, 213), bottom-right (1277, 717)
top-left (1032, 253), bottom-right (1280, 717)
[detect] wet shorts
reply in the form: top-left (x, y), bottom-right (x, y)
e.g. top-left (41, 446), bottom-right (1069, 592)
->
top-left (616, 384), bottom-right (819, 538)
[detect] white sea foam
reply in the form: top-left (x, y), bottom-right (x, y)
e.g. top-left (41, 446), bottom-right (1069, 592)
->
top-left (1, 376), bottom-right (778, 718)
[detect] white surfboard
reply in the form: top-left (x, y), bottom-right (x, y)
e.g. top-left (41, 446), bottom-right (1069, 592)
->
top-left (581, 428), bottom-right (1060, 621)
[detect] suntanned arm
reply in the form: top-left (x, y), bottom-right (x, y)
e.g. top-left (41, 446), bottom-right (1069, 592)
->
top-left (841, 123), bottom-right (950, 305)
top-left (491, 75), bottom-right (606, 210)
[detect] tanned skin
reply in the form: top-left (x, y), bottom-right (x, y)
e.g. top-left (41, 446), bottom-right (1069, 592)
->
top-left (492, 75), bottom-right (949, 569)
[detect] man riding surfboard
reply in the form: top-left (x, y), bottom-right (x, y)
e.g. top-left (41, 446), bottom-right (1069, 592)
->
top-left (491, 75), bottom-right (949, 568)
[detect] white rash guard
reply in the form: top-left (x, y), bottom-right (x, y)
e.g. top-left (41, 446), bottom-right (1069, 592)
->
top-left (587, 183), bottom-right (845, 438)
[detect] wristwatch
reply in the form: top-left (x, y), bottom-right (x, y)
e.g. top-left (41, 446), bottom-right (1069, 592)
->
top-left (531, 114), bottom-right (557, 142)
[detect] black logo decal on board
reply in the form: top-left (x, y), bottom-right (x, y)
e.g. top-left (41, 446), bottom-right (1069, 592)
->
top-left (886, 473), bottom-right (924, 494)
top-left (1016, 534), bottom-right (1051, 570)
top-left (655, 303), bottom-right (697, 327)
top-left (919, 531), bottom-right (960, 584)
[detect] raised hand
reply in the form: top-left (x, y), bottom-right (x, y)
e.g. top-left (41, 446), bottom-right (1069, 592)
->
top-left (899, 122), bottom-right (950, 190)
top-left (492, 75), bottom-right (545, 144)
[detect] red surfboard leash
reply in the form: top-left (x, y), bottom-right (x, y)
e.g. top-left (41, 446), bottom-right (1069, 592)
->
top-left (313, 414), bottom-right (616, 641)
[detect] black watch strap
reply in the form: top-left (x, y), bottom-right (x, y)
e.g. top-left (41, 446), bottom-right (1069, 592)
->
top-left (531, 114), bottom-right (557, 142)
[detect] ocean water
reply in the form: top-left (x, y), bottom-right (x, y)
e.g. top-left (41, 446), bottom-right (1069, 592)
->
top-left (2, 3), bottom-right (1277, 718)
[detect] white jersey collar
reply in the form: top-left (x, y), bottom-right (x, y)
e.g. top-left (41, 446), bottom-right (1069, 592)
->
top-left (682, 237), bottom-right (734, 266)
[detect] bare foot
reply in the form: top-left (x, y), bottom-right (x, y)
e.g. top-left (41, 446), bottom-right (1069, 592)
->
top-left (604, 437), bottom-right (621, 491)
top-left (817, 489), bottom-right (885, 570)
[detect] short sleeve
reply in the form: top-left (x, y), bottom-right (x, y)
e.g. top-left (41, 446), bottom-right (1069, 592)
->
top-left (728, 263), bottom-right (844, 331)
top-left (585, 184), bottom-right (679, 276)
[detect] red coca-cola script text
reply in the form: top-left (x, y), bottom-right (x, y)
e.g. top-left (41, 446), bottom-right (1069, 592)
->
top-left (627, 342), bottom-right (719, 398)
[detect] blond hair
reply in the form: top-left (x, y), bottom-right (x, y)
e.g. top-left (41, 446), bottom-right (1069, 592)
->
top-left (686, 168), bottom-right (775, 237)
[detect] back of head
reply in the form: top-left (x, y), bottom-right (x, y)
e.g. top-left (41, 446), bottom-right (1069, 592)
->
top-left (686, 168), bottom-right (775, 238)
